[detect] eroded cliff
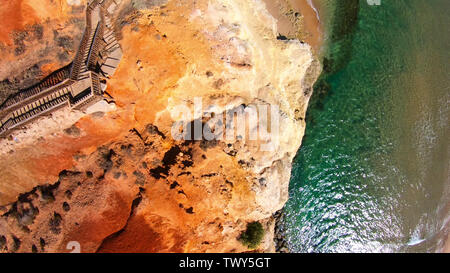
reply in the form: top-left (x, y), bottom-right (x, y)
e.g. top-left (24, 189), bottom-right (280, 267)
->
top-left (0, 0), bottom-right (320, 253)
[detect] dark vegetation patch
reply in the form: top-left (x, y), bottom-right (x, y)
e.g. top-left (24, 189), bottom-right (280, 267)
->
top-left (238, 222), bottom-right (265, 249)
top-left (55, 35), bottom-right (74, 51)
top-left (96, 146), bottom-right (116, 172)
top-left (13, 30), bottom-right (27, 56)
top-left (146, 124), bottom-right (166, 139)
top-left (213, 79), bottom-right (224, 90)
top-left (11, 23), bottom-right (45, 56)
top-left (130, 0), bottom-right (168, 11)
top-left (113, 172), bottom-right (122, 179)
top-left (62, 202), bottom-right (70, 212)
top-left (32, 24), bottom-right (44, 40)
top-left (39, 238), bottom-right (45, 251)
top-left (65, 190), bottom-right (73, 199)
top-left (49, 212), bottom-right (62, 234)
top-left (57, 52), bottom-right (70, 62)
top-left (64, 125), bottom-right (81, 137)
top-left (133, 170), bottom-right (146, 186)
top-left (70, 5), bottom-right (86, 15)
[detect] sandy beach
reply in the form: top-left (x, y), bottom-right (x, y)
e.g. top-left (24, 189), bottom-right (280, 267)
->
top-left (288, 0), bottom-right (322, 52)
top-left (261, 0), bottom-right (323, 53)
top-left (444, 233), bottom-right (450, 253)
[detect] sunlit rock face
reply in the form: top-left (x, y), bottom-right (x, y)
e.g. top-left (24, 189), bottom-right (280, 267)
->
top-left (0, 0), bottom-right (320, 253)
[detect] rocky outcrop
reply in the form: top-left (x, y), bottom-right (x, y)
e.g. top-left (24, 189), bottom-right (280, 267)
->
top-left (0, 0), bottom-right (320, 252)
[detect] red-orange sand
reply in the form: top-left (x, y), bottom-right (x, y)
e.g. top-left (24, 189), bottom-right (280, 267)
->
top-left (0, 0), bottom-right (37, 45)
top-left (290, 0), bottom-right (323, 52)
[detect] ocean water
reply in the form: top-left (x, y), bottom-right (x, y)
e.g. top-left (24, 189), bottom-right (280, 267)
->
top-left (283, 0), bottom-right (450, 252)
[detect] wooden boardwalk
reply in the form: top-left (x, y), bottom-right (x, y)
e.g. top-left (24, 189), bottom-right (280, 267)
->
top-left (0, 0), bottom-right (123, 138)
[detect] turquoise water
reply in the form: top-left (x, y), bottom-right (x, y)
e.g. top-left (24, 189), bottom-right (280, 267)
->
top-left (283, 0), bottom-right (449, 252)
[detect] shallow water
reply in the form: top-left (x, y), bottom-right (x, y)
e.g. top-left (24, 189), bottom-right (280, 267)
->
top-left (283, 0), bottom-right (450, 252)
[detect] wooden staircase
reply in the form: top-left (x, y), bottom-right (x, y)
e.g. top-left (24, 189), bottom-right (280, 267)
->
top-left (0, 0), bottom-right (123, 137)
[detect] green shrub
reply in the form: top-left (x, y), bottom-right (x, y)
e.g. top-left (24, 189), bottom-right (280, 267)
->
top-left (238, 221), bottom-right (265, 249)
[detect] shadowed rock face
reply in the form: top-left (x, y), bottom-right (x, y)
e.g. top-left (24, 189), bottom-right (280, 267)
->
top-left (0, 125), bottom-right (257, 253)
top-left (0, 0), bottom-right (320, 253)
